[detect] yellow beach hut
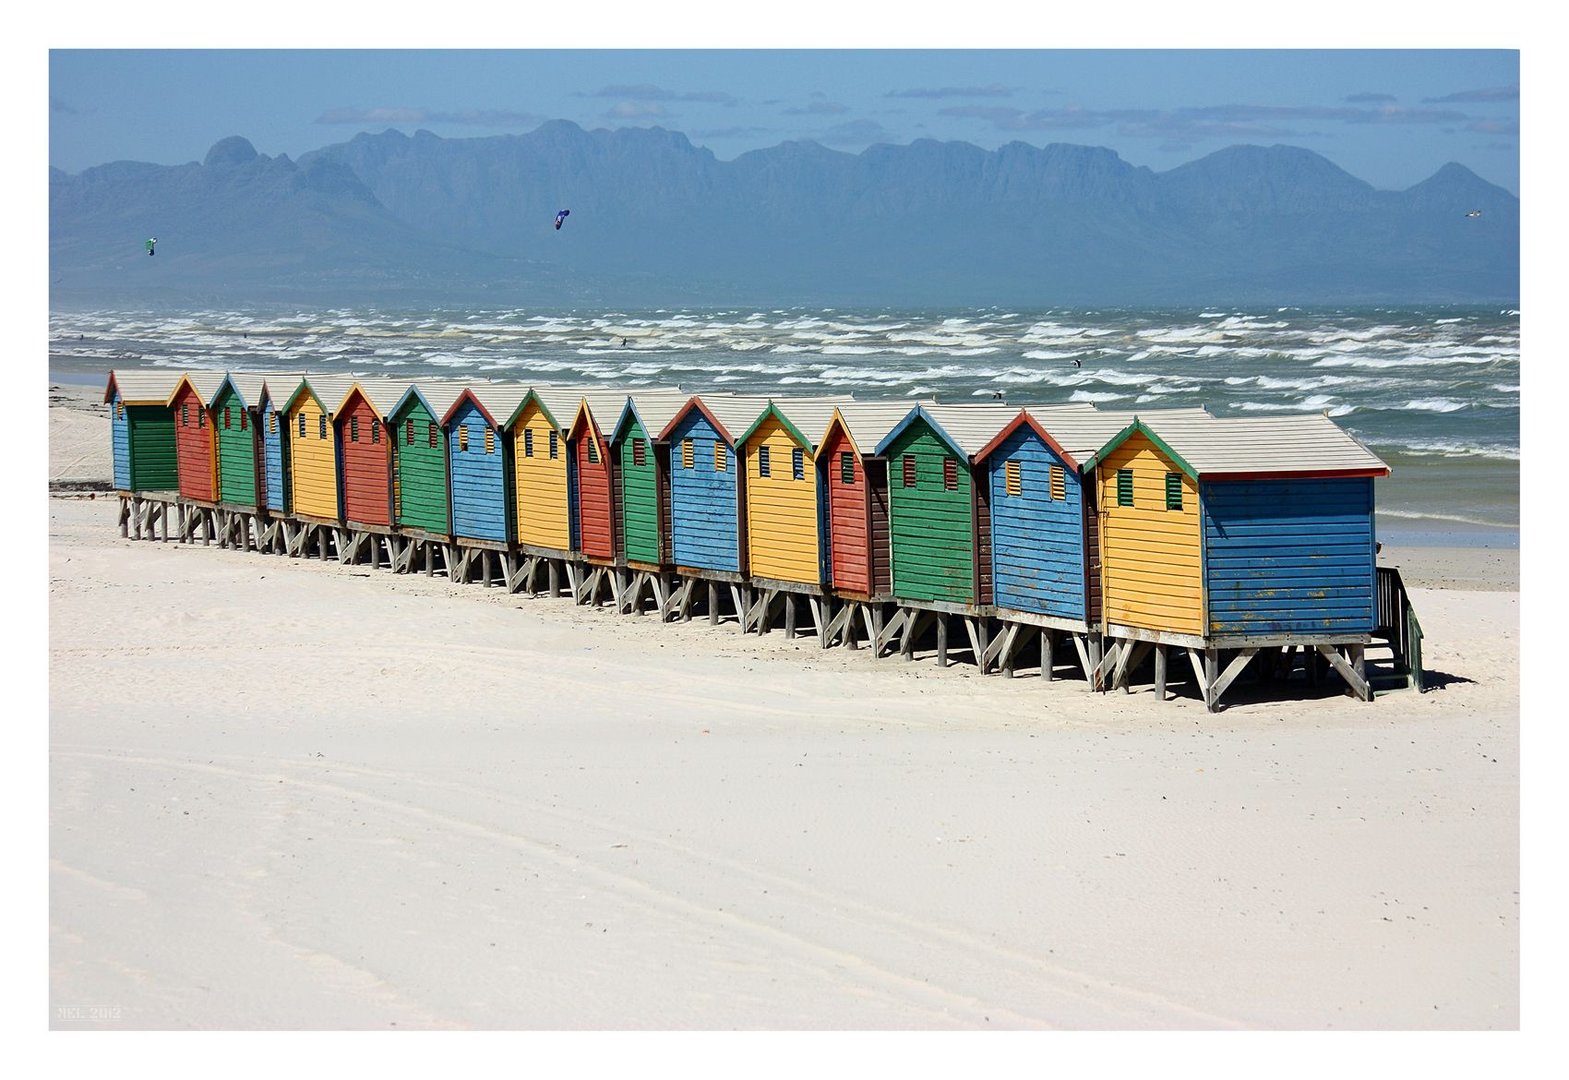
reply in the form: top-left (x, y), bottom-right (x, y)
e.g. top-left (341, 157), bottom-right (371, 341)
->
top-left (281, 374), bottom-right (356, 523)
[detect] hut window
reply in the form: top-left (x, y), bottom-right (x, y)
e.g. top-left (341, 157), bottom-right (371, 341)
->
top-left (792, 447), bottom-right (804, 481)
top-left (758, 445), bottom-right (771, 478)
top-left (116, 401), bottom-right (124, 419)
top-left (587, 438), bottom-right (599, 465)
top-left (714, 441), bottom-right (727, 472)
top-left (224, 406), bottom-right (232, 429)
top-left (458, 426), bottom-right (469, 453)
top-left (633, 438), bottom-right (647, 467)
top-left (269, 413), bottom-right (277, 434)
top-left (181, 403), bottom-right (189, 426)
top-left (406, 419), bottom-right (414, 445)
top-left (428, 422), bottom-right (438, 449)
top-left (1005, 460), bottom-right (1022, 497)
top-left (682, 439), bottom-right (694, 469)
top-left (902, 454), bottom-right (916, 488)
top-left (484, 427), bottom-right (495, 455)
top-left (318, 415), bottom-right (327, 440)
top-left (942, 458), bottom-right (957, 491)
top-left (198, 409), bottom-right (206, 429)
top-left (1050, 464), bottom-right (1065, 502)
top-left (371, 419), bottom-right (381, 444)
top-left (1116, 469), bottom-right (1133, 507)
top-left (240, 411), bottom-right (247, 432)
top-left (298, 414), bottom-right (306, 439)
top-left (524, 429), bottom-right (534, 457)
top-left (840, 451), bottom-right (854, 485)
top-left (549, 431), bottom-right (559, 459)
top-left (350, 416), bottom-right (359, 442)
top-left (1165, 472), bottom-right (1183, 511)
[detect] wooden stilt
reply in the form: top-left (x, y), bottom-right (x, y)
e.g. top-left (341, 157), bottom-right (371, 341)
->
top-left (1042, 628), bottom-right (1055, 682)
top-left (1154, 643), bottom-right (1167, 701)
top-left (935, 615), bottom-right (947, 667)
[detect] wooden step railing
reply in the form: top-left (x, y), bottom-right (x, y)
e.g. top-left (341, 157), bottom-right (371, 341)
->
top-left (1375, 565), bottom-right (1425, 692)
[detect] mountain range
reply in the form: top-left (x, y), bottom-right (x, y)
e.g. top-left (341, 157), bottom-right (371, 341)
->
top-left (48, 121), bottom-right (1520, 308)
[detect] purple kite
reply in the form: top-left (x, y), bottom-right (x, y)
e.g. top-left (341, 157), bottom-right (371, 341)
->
top-left (554, 209), bottom-right (570, 230)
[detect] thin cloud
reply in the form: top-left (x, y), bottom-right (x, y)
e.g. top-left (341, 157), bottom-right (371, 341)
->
top-left (316, 106), bottom-right (541, 126)
top-left (886, 84), bottom-right (1014, 99)
top-left (1424, 84), bottom-right (1519, 104)
top-left (1345, 92), bottom-right (1397, 104)
top-left (1466, 117), bottom-right (1519, 136)
top-left (691, 125), bottom-right (776, 140)
top-left (784, 100), bottom-right (849, 116)
top-left (578, 84), bottom-right (737, 106)
top-left (941, 101), bottom-right (1475, 139)
top-left (50, 96), bottom-right (77, 115)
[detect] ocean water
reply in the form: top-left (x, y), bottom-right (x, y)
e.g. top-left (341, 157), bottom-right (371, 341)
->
top-left (48, 304), bottom-right (1520, 545)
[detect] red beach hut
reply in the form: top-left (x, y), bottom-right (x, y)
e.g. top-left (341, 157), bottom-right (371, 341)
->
top-left (333, 379), bottom-right (411, 529)
top-left (168, 373), bottom-right (225, 503)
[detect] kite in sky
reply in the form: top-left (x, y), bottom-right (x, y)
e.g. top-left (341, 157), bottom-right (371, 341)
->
top-left (145, 237), bottom-right (157, 256)
top-left (554, 209), bottom-right (570, 230)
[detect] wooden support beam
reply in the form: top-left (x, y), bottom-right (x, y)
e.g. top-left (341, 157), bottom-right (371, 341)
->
top-left (963, 618), bottom-right (983, 667)
top-left (875, 608), bottom-right (909, 656)
top-left (1317, 644), bottom-right (1373, 703)
top-left (784, 595), bottom-right (797, 639)
top-left (1041, 629), bottom-right (1055, 682)
top-left (1154, 643), bottom-right (1168, 701)
top-left (809, 597), bottom-right (826, 647)
top-left (935, 614), bottom-right (948, 668)
top-left (899, 610), bottom-right (930, 661)
top-left (1207, 647), bottom-right (1260, 711)
top-left (983, 622), bottom-right (1023, 674)
top-left (1113, 640), bottom-right (1154, 692)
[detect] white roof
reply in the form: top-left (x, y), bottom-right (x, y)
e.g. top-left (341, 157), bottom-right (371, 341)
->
top-left (454, 382), bottom-right (529, 426)
top-left (616, 388), bottom-right (695, 442)
top-left (1017, 405), bottom-right (1213, 465)
top-left (104, 369), bottom-right (185, 405)
top-left (1137, 410), bottom-right (1390, 477)
top-left (340, 377), bottom-right (416, 417)
top-left (287, 374), bottom-right (357, 414)
top-left (172, 371), bottom-right (227, 405)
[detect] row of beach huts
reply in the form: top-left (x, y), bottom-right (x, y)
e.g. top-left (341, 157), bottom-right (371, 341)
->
top-left (103, 368), bottom-right (1425, 710)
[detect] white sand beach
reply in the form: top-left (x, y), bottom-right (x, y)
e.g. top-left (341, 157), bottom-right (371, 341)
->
top-left (46, 387), bottom-right (1520, 1030)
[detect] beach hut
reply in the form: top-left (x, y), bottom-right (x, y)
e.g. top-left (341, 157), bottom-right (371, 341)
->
top-left (258, 375), bottom-right (306, 516)
top-left (333, 378), bottom-right (412, 531)
top-left (609, 389), bottom-right (692, 570)
top-left (281, 374), bottom-right (357, 525)
top-left (503, 386), bottom-right (584, 556)
top-left (565, 389), bottom-right (634, 563)
top-left (387, 380), bottom-right (463, 538)
top-left (737, 398), bottom-right (841, 589)
top-left (442, 383), bottom-right (526, 546)
top-left (814, 400), bottom-right (927, 601)
top-left (657, 394), bottom-right (773, 576)
top-left (1082, 409), bottom-right (1390, 707)
top-left (104, 370), bottom-right (181, 494)
top-left (207, 372), bottom-right (267, 509)
top-left (168, 373), bottom-right (226, 504)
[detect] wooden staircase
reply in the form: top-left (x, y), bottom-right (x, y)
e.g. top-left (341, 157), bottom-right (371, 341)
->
top-left (1368, 566), bottom-right (1425, 695)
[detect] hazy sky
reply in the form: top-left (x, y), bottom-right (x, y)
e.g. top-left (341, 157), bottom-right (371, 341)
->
top-left (48, 48), bottom-right (1520, 193)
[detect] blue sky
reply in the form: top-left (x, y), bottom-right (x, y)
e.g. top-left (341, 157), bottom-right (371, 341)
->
top-left (48, 46), bottom-right (1519, 193)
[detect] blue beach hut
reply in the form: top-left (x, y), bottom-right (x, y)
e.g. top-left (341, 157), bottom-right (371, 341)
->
top-left (656, 394), bottom-right (772, 575)
top-left (440, 383), bottom-right (526, 545)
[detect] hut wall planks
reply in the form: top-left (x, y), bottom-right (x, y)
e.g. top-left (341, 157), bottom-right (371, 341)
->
top-left (512, 402), bottom-right (570, 551)
top-left (391, 399), bottom-right (449, 535)
top-left (171, 381), bottom-right (216, 503)
top-left (448, 399), bottom-right (509, 543)
top-left (1202, 476), bottom-right (1377, 635)
top-left (743, 415), bottom-right (821, 585)
top-left (116, 402), bottom-right (179, 492)
top-left (262, 397), bottom-right (289, 512)
top-left (287, 392), bottom-right (340, 522)
top-left (574, 423), bottom-right (615, 560)
top-left (212, 384), bottom-right (259, 507)
top-left (1096, 432), bottom-right (1202, 636)
top-left (668, 410), bottom-right (741, 573)
top-left (338, 391), bottom-right (392, 528)
top-left (986, 425), bottom-right (1087, 621)
top-left (617, 419), bottom-right (660, 564)
top-left (884, 420), bottom-right (974, 606)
